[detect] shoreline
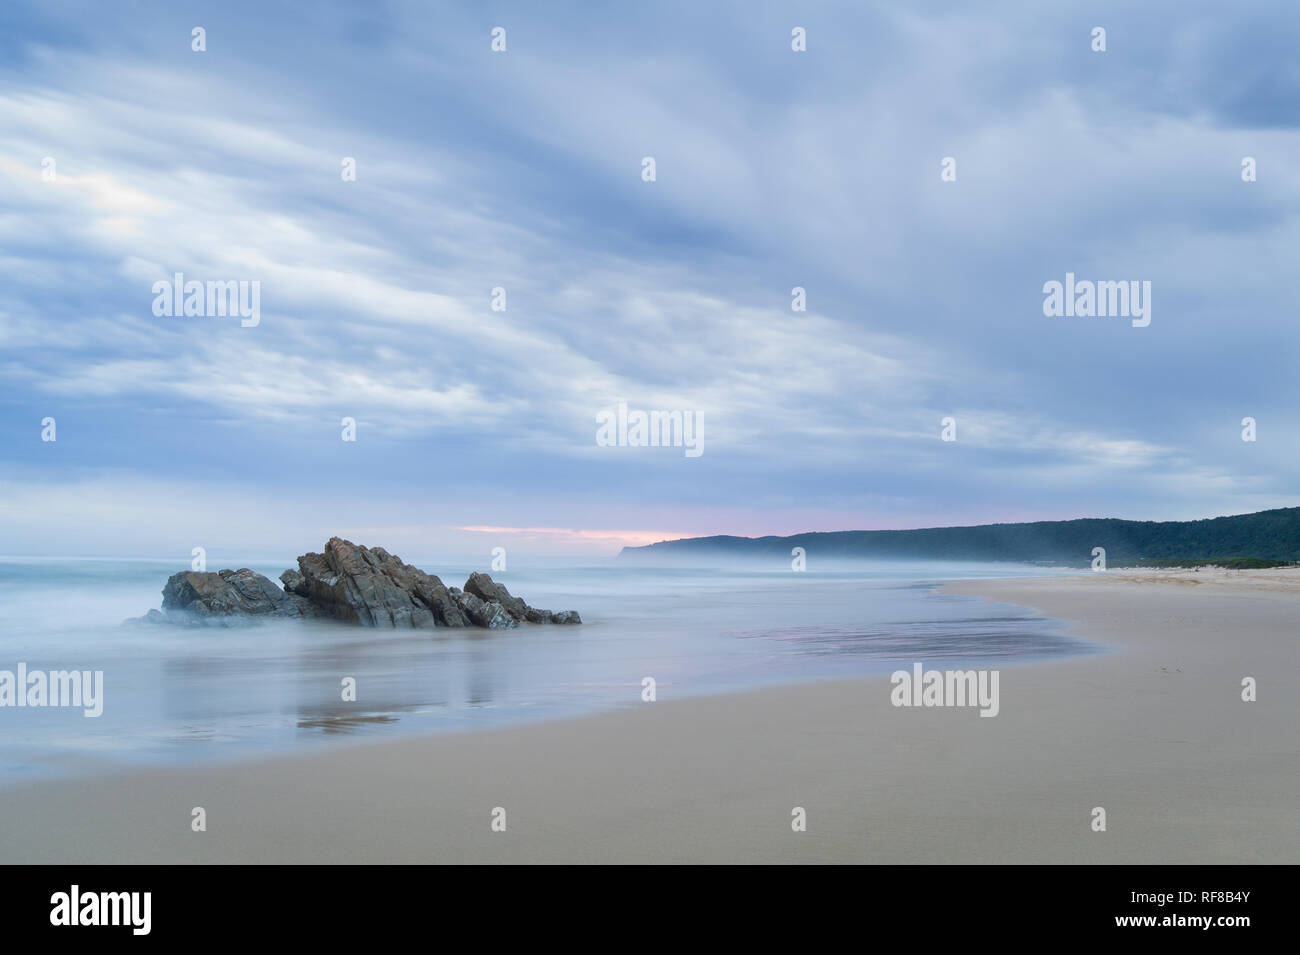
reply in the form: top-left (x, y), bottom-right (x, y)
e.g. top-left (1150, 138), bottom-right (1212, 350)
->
top-left (0, 571), bottom-right (1090, 786)
top-left (1, 567), bottom-right (1295, 863)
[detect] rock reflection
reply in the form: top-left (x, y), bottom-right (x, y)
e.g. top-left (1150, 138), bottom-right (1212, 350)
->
top-left (296, 712), bottom-right (400, 734)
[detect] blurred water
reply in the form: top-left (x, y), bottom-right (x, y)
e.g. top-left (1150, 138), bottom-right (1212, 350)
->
top-left (0, 556), bottom-right (1096, 782)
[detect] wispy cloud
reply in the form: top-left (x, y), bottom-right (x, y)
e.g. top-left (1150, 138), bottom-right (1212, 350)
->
top-left (2, 0), bottom-right (1299, 555)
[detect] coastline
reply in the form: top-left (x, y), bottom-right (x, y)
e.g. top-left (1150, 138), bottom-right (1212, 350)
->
top-left (1, 567), bottom-right (1295, 864)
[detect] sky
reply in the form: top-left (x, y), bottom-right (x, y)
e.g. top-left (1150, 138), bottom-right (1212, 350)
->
top-left (2, 0), bottom-right (1299, 560)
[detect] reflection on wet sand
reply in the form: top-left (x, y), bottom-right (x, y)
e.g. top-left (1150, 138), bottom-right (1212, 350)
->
top-left (296, 712), bottom-right (401, 733)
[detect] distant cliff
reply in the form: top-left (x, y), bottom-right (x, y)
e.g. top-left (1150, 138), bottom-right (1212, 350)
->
top-left (618, 507), bottom-right (1300, 566)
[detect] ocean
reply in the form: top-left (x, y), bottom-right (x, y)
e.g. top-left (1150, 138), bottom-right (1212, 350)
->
top-left (0, 557), bottom-right (1098, 783)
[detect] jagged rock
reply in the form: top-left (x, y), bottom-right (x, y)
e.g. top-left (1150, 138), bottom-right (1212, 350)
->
top-left (452, 590), bottom-right (519, 629)
top-left (464, 572), bottom-right (531, 619)
top-left (464, 571), bottom-right (581, 625)
top-left (292, 538), bottom-right (469, 629)
top-left (139, 539), bottom-right (580, 629)
top-left (280, 568), bottom-right (308, 597)
top-left (157, 568), bottom-right (325, 625)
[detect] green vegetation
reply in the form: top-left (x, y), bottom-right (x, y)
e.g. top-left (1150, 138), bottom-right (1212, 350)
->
top-left (620, 507), bottom-right (1300, 567)
top-left (1117, 557), bottom-right (1293, 570)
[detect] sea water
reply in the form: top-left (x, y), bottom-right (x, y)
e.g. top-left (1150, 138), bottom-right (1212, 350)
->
top-left (0, 557), bottom-right (1096, 783)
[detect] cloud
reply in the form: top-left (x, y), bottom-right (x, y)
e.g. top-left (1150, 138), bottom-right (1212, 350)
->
top-left (2, 0), bottom-right (1299, 554)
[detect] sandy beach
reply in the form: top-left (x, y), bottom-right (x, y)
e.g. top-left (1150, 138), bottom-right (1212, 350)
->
top-left (1, 567), bottom-right (1295, 864)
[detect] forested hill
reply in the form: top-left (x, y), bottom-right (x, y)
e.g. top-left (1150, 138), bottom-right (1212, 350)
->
top-left (617, 507), bottom-right (1300, 566)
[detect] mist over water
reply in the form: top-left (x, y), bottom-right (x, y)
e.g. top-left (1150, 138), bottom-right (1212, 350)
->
top-left (0, 556), bottom-right (1097, 783)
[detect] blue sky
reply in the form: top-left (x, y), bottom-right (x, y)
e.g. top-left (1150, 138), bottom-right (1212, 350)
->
top-left (2, 0), bottom-right (1299, 559)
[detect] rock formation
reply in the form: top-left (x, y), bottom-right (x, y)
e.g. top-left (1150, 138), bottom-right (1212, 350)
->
top-left (141, 538), bottom-right (581, 630)
top-left (284, 538), bottom-right (470, 629)
top-left (148, 568), bottom-right (328, 626)
top-left (463, 571), bottom-right (581, 625)
top-left (447, 588), bottom-right (518, 629)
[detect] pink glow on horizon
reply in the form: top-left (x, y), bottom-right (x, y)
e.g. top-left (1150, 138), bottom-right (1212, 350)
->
top-left (456, 526), bottom-right (693, 548)
top-left (460, 507), bottom-right (1129, 552)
